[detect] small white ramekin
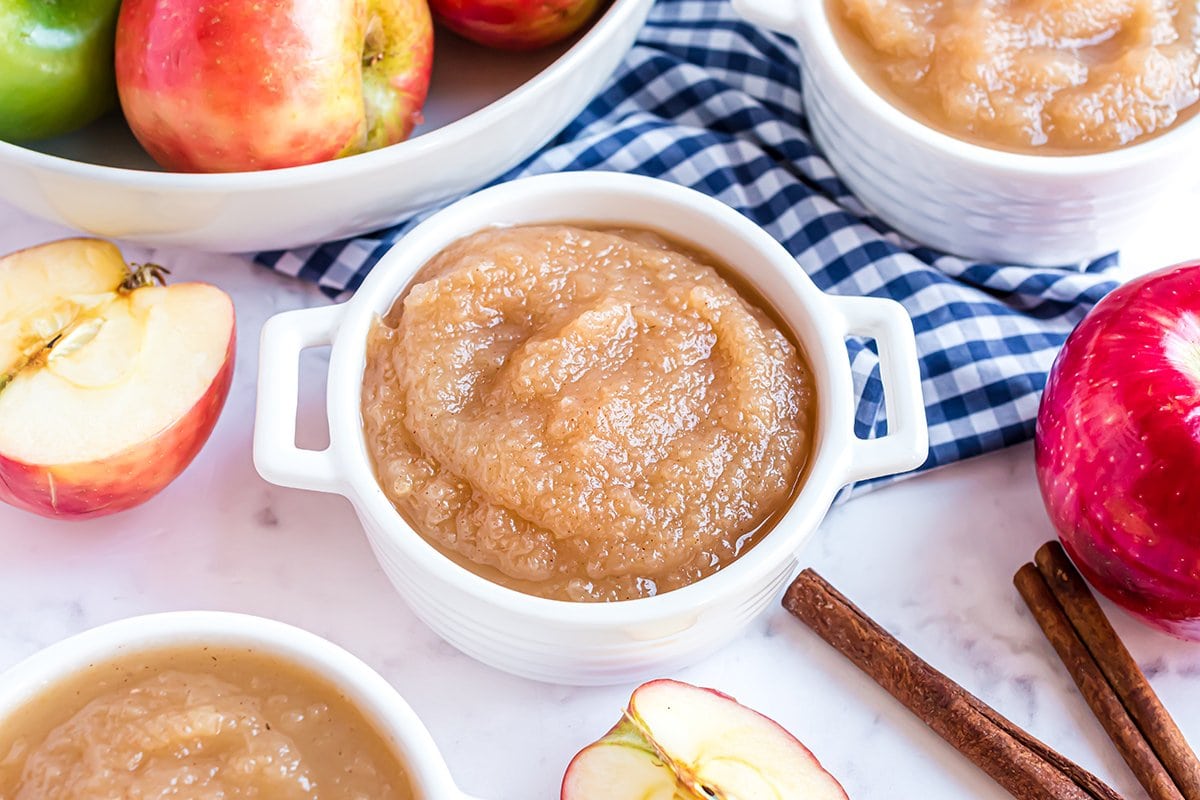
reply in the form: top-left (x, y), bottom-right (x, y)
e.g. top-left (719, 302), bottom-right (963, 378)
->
top-left (0, 612), bottom-right (479, 799)
top-left (732, 0), bottom-right (1200, 266)
top-left (254, 172), bottom-right (928, 685)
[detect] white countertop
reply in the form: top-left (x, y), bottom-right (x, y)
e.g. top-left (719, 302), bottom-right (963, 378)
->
top-left (2, 198), bottom-right (1199, 800)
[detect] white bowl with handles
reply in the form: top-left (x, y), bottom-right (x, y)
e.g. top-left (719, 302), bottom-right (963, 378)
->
top-left (253, 171), bottom-right (929, 685)
top-left (0, 612), bottom-right (482, 800)
top-left (731, 0), bottom-right (1200, 266)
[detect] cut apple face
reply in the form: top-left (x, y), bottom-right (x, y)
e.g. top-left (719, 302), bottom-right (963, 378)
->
top-left (0, 282), bottom-right (232, 465)
top-left (0, 238), bottom-right (235, 519)
top-left (0, 238), bottom-right (129, 388)
top-left (562, 718), bottom-right (685, 800)
top-left (562, 680), bottom-right (849, 800)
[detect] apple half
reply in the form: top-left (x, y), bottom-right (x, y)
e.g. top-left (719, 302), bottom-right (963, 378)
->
top-left (0, 238), bottom-right (235, 519)
top-left (562, 679), bottom-right (850, 800)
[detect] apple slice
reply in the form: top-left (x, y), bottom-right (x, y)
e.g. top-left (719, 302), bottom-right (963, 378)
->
top-left (562, 679), bottom-right (849, 800)
top-left (0, 239), bottom-right (235, 519)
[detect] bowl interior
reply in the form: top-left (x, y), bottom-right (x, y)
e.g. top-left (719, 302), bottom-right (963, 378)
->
top-left (23, 21), bottom-right (596, 172)
top-left (0, 612), bottom-right (459, 797)
top-left (797, 0), bottom-right (1200, 173)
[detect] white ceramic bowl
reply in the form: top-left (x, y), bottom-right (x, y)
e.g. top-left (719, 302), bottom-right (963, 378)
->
top-left (253, 171), bottom-right (929, 685)
top-left (0, 612), bottom-right (480, 800)
top-left (0, 0), bottom-right (652, 253)
top-left (732, 0), bottom-right (1200, 267)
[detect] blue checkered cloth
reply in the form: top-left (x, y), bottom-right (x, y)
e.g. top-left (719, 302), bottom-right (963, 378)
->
top-left (256, 0), bottom-right (1120, 493)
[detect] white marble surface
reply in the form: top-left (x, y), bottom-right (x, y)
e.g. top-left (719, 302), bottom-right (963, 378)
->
top-left (1, 198), bottom-right (1199, 800)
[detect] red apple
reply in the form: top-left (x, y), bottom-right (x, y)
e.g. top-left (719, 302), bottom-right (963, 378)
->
top-left (431, 0), bottom-right (600, 50)
top-left (0, 239), bottom-right (235, 519)
top-left (114, 0), bottom-right (434, 172)
top-left (1037, 260), bottom-right (1200, 638)
top-left (561, 679), bottom-right (849, 799)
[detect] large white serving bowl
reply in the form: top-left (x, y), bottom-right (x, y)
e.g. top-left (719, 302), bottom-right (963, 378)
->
top-left (732, 0), bottom-right (1200, 267)
top-left (0, 0), bottom-right (652, 253)
top-left (0, 612), bottom-right (483, 800)
top-left (253, 171), bottom-right (929, 685)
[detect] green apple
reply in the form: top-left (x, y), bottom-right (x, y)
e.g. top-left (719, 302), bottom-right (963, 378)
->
top-left (0, 0), bottom-right (122, 142)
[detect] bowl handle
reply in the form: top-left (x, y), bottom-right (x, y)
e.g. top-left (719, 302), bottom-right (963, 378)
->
top-left (730, 0), bottom-right (805, 34)
top-left (830, 295), bottom-right (929, 484)
top-left (253, 303), bottom-right (347, 494)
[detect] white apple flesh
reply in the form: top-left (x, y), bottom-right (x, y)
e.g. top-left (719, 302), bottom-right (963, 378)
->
top-left (562, 679), bottom-right (849, 800)
top-left (0, 239), bottom-right (128, 388)
top-left (1037, 260), bottom-right (1200, 636)
top-left (562, 719), bottom-right (683, 800)
top-left (0, 239), bottom-right (235, 519)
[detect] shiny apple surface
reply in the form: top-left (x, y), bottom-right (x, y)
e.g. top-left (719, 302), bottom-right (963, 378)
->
top-left (432, 0), bottom-right (602, 50)
top-left (0, 0), bottom-right (122, 142)
top-left (114, 0), bottom-right (433, 172)
top-left (1037, 261), bottom-right (1200, 638)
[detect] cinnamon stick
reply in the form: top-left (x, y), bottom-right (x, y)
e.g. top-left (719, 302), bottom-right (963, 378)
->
top-left (1015, 563), bottom-right (1184, 800)
top-left (783, 569), bottom-right (1124, 800)
top-left (1033, 542), bottom-right (1200, 800)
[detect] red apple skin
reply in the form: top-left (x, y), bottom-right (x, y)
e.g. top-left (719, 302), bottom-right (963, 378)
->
top-left (1036, 261), bottom-right (1200, 638)
top-left (431, 0), bottom-right (600, 50)
top-left (115, 0), bottom-right (433, 172)
top-left (0, 337), bottom-right (234, 520)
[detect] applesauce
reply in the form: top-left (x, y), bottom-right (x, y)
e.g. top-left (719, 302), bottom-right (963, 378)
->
top-left (362, 224), bottom-right (815, 603)
top-left (0, 646), bottom-right (413, 799)
top-left (829, 0), bottom-right (1200, 154)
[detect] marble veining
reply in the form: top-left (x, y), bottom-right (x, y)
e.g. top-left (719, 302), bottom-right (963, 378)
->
top-left (0, 200), bottom-right (1198, 800)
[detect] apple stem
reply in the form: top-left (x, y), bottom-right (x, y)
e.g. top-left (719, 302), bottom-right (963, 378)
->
top-left (363, 14), bottom-right (386, 67)
top-left (121, 263), bottom-right (171, 292)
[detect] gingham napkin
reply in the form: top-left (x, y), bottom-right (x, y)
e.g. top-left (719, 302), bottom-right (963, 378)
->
top-left (256, 0), bottom-right (1120, 493)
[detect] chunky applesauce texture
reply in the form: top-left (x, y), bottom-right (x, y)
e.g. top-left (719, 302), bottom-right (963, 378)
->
top-left (362, 225), bottom-right (815, 602)
top-left (830, 0), bottom-right (1200, 153)
top-left (0, 647), bottom-right (413, 799)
